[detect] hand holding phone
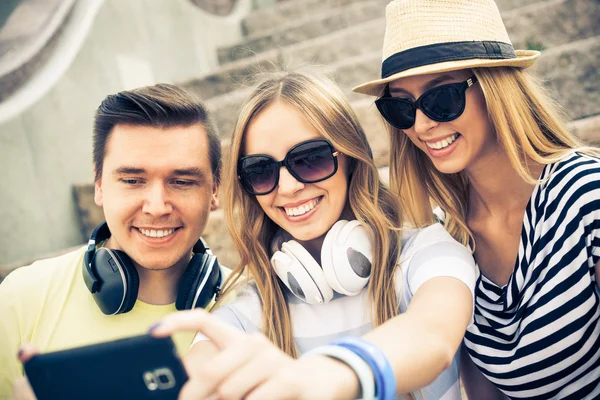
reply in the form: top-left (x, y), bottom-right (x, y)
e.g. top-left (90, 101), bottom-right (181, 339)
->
top-left (23, 335), bottom-right (188, 400)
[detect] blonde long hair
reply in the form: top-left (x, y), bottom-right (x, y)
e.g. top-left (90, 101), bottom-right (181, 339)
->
top-left (217, 70), bottom-right (404, 358)
top-left (389, 67), bottom-right (600, 247)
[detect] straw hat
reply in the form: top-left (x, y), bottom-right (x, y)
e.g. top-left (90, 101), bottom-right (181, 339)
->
top-left (353, 0), bottom-right (540, 96)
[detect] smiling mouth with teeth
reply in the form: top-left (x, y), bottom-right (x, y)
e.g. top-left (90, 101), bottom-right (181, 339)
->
top-left (425, 133), bottom-right (460, 150)
top-left (137, 228), bottom-right (177, 238)
top-left (282, 197), bottom-right (322, 217)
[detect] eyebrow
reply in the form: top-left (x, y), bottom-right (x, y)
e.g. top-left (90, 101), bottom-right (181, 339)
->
top-left (172, 168), bottom-right (208, 180)
top-left (113, 167), bottom-right (208, 180)
top-left (113, 167), bottom-right (145, 176)
top-left (423, 75), bottom-right (457, 91)
top-left (389, 74), bottom-right (458, 97)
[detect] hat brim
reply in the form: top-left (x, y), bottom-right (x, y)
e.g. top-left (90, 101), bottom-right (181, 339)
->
top-left (352, 50), bottom-right (540, 97)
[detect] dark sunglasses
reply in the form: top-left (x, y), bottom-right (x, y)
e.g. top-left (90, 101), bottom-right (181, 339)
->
top-left (238, 138), bottom-right (339, 196)
top-left (375, 76), bottom-right (478, 130)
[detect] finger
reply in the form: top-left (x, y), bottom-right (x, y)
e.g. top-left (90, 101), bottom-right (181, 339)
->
top-left (18, 344), bottom-right (40, 363)
top-left (245, 377), bottom-right (299, 400)
top-left (150, 309), bottom-right (244, 349)
top-left (214, 345), bottom-right (292, 400)
top-left (181, 334), bottom-right (265, 398)
top-left (178, 380), bottom-right (217, 400)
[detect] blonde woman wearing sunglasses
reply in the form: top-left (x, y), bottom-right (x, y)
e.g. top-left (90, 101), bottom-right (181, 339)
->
top-left (149, 69), bottom-right (476, 399)
top-left (354, 0), bottom-right (600, 399)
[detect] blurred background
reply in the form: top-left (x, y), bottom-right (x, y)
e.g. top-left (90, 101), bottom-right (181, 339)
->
top-left (1, 0), bottom-right (599, 281)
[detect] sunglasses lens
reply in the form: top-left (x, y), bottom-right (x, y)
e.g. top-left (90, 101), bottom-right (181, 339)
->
top-left (239, 156), bottom-right (278, 194)
top-left (421, 86), bottom-right (464, 121)
top-left (375, 98), bottom-right (415, 129)
top-left (288, 141), bottom-right (336, 183)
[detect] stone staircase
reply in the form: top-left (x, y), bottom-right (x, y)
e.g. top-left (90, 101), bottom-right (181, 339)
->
top-left (2, 0), bottom-right (599, 281)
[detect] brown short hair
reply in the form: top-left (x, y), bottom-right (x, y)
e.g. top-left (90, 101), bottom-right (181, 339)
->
top-left (93, 83), bottom-right (221, 184)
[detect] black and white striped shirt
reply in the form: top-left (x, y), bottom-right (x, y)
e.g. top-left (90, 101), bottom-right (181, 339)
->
top-left (464, 152), bottom-right (600, 399)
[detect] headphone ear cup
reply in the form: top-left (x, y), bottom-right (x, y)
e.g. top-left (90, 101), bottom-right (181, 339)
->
top-left (91, 248), bottom-right (139, 315)
top-left (321, 220), bottom-right (351, 295)
top-left (111, 250), bottom-right (139, 314)
top-left (271, 240), bottom-right (333, 304)
top-left (176, 253), bottom-right (211, 310)
top-left (322, 220), bottom-right (372, 296)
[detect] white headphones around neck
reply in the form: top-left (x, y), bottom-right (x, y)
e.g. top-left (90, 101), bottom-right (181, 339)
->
top-left (270, 220), bottom-right (373, 304)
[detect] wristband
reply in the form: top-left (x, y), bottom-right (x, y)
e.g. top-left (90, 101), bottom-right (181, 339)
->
top-left (331, 337), bottom-right (396, 400)
top-left (301, 345), bottom-right (376, 400)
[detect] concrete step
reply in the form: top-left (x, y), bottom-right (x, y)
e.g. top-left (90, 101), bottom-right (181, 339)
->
top-left (223, 0), bottom-right (600, 64)
top-left (572, 115), bottom-right (600, 146)
top-left (241, 0), bottom-right (544, 38)
top-left (185, 0), bottom-right (598, 101)
top-left (182, 50), bottom-right (283, 102)
top-left (241, 0), bottom-right (377, 38)
top-left (533, 35), bottom-right (600, 121)
top-left (182, 18), bottom-right (383, 101)
top-left (208, 35), bottom-right (600, 166)
top-left (218, 0), bottom-right (388, 64)
top-left (502, 0), bottom-right (600, 52)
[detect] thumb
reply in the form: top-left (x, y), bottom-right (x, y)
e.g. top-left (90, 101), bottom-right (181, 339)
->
top-left (18, 344), bottom-right (41, 364)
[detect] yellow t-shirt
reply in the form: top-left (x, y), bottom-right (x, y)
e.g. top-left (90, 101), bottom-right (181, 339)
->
top-left (0, 246), bottom-right (197, 399)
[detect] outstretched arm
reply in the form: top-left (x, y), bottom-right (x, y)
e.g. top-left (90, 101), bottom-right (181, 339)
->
top-left (363, 276), bottom-right (473, 393)
top-left (151, 310), bottom-right (358, 400)
top-left (151, 275), bottom-right (473, 399)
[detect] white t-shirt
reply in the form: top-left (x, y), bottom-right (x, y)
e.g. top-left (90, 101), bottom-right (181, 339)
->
top-left (195, 223), bottom-right (476, 399)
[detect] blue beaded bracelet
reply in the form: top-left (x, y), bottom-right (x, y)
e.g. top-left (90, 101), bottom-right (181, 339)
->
top-left (331, 337), bottom-right (396, 400)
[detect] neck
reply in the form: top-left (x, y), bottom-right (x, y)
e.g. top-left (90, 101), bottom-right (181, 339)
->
top-left (102, 237), bottom-right (190, 305)
top-left (298, 236), bottom-right (326, 264)
top-left (134, 258), bottom-right (189, 305)
top-left (466, 149), bottom-right (542, 217)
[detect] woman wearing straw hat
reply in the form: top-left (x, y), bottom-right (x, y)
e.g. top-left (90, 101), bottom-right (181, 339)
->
top-left (354, 0), bottom-right (600, 399)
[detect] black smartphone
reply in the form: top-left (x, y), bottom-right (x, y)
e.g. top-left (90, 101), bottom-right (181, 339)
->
top-left (23, 334), bottom-right (188, 400)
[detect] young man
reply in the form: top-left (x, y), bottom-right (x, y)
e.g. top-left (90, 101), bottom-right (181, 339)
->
top-left (0, 84), bottom-right (223, 398)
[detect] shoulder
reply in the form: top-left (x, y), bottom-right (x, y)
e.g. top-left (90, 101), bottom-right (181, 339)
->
top-left (398, 223), bottom-right (476, 295)
top-left (401, 223), bottom-right (470, 257)
top-left (0, 246), bottom-right (86, 304)
top-left (541, 152), bottom-right (600, 194)
top-left (537, 153), bottom-right (600, 217)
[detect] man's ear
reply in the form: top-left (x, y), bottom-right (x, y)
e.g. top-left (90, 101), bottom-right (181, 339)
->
top-left (94, 179), bottom-right (103, 207)
top-left (210, 183), bottom-right (220, 211)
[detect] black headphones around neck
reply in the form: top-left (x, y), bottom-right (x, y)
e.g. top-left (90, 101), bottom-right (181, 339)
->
top-left (82, 222), bottom-right (222, 315)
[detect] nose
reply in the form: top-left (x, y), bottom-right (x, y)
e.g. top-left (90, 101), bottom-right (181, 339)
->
top-left (412, 108), bottom-right (439, 135)
top-left (277, 166), bottom-right (304, 196)
top-left (142, 182), bottom-right (173, 216)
